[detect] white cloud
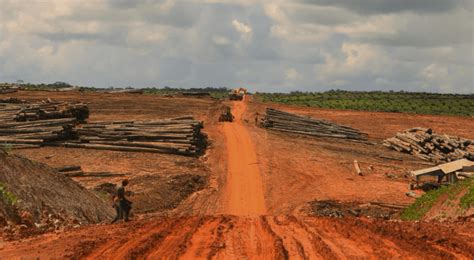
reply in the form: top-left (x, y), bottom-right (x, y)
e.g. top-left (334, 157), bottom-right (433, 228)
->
top-left (0, 0), bottom-right (472, 93)
top-left (212, 35), bottom-right (230, 45)
top-left (285, 68), bottom-right (302, 80)
top-left (232, 19), bottom-right (252, 35)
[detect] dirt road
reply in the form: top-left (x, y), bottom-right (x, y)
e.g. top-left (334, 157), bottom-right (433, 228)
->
top-left (1, 215), bottom-right (472, 259)
top-left (221, 98), bottom-right (266, 215)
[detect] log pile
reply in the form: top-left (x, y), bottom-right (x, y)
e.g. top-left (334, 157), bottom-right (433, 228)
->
top-left (383, 127), bottom-right (474, 163)
top-left (14, 100), bottom-right (89, 122)
top-left (0, 103), bottom-right (23, 123)
top-left (65, 116), bottom-right (206, 156)
top-left (262, 108), bottom-right (368, 140)
top-left (0, 118), bottom-right (78, 149)
top-left (0, 88), bottom-right (18, 94)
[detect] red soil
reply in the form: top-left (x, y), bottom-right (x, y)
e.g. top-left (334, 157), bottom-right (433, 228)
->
top-left (1, 92), bottom-right (473, 258)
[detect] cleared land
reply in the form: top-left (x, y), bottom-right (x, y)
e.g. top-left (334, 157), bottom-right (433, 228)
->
top-left (0, 90), bottom-right (473, 258)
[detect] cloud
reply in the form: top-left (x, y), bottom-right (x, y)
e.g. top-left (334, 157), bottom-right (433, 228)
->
top-left (297, 0), bottom-right (462, 15)
top-left (0, 0), bottom-right (472, 93)
top-left (232, 19), bottom-right (252, 35)
top-left (285, 68), bottom-right (303, 81)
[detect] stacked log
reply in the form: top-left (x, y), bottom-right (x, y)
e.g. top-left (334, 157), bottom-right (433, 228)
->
top-left (14, 100), bottom-right (89, 122)
top-left (0, 118), bottom-right (78, 149)
top-left (262, 108), bottom-right (368, 140)
top-left (0, 104), bottom-right (23, 123)
top-left (66, 116), bottom-right (206, 156)
top-left (383, 128), bottom-right (474, 163)
top-left (0, 88), bottom-right (18, 94)
top-left (0, 97), bottom-right (27, 104)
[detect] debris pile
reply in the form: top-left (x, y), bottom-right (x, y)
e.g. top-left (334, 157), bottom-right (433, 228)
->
top-left (383, 128), bottom-right (474, 163)
top-left (66, 116), bottom-right (206, 156)
top-left (308, 200), bottom-right (406, 219)
top-left (262, 108), bottom-right (368, 140)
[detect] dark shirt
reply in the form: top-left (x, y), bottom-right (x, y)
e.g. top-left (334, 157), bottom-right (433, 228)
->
top-left (117, 186), bottom-right (126, 200)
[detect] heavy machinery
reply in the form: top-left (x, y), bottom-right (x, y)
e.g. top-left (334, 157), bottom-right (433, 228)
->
top-left (229, 87), bottom-right (247, 101)
top-left (218, 106), bottom-right (234, 122)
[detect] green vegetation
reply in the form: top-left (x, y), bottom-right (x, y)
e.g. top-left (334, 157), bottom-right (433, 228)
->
top-left (256, 90), bottom-right (474, 116)
top-left (460, 180), bottom-right (474, 209)
top-left (143, 87), bottom-right (229, 99)
top-left (401, 179), bottom-right (474, 220)
top-left (2, 143), bottom-right (12, 154)
top-left (0, 183), bottom-right (17, 206)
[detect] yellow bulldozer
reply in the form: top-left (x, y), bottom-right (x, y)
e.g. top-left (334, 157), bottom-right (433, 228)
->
top-left (229, 87), bottom-right (247, 101)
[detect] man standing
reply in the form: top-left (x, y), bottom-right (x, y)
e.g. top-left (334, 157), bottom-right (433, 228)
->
top-left (111, 179), bottom-right (132, 223)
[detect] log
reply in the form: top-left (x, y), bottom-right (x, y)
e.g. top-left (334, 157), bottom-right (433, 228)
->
top-left (62, 170), bottom-right (85, 177)
top-left (354, 160), bottom-right (363, 176)
top-left (72, 172), bottom-right (126, 177)
top-left (55, 165), bottom-right (82, 172)
top-left (5, 144), bottom-right (41, 149)
top-left (88, 140), bottom-right (192, 150)
top-left (0, 127), bottom-right (63, 134)
top-left (61, 142), bottom-right (192, 155)
top-left (0, 138), bottom-right (44, 144)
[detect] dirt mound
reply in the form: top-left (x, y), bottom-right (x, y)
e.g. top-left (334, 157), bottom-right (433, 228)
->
top-left (0, 151), bottom-right (114, 239)
top-left (94, 174), bottom-right (207, 214)
top-left (307, 200), bottom-right (403, 219)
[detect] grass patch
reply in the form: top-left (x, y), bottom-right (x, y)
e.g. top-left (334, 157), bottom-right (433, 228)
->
top-left (401, 179), bottom-right (474, 220)
top-left (0, 183), bottom-right (17, 206)
top-left (2, 143), bottom-right (12, 154)
top-left (460, 179), bottom-right (474, 209)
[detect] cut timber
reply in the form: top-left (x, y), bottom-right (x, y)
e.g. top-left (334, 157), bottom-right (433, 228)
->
top-left (384, 128), bottom-right (473, 163)
top-left (72, 172), bottom-right (126, 178)
top-left (8, 144), bottom-right (41, 149)
top-left (62, 142), bottom-right (191, 155)
top-left (88, 140), bottom-right (191, 150)
top-left (55, 165), bottom-right (82, 172)
top-left (354, 160), bottom-right (363, 176)
top-left (0, 138), bottom-right (44, 144)
top-left (263, 108), bottom-right (367, 140)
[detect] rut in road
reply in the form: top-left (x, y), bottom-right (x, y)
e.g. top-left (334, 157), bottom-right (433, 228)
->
top-left (221, 99), bottom-right (266, 216)
top-left (2, 216), bottom-right (473, 259)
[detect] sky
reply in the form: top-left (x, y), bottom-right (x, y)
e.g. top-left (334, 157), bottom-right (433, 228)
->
top-left (0, 0), bottom-right (473, 93)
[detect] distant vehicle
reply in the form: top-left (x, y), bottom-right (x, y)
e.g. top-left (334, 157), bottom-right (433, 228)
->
top-left (229, 87), bottom-right (247, 101)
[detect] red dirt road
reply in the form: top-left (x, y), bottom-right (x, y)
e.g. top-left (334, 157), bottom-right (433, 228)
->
top-left (222, 98), bottom-right (266, 216)
top-left (1, 216), bottom-right (472, 259)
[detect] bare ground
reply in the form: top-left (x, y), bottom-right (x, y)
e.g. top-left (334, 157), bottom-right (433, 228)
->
top-left (1, 91), bottom-right (473, 258)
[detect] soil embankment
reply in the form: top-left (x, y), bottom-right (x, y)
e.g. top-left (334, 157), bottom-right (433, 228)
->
top-left (0, 151), bottom-right (113, 239)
